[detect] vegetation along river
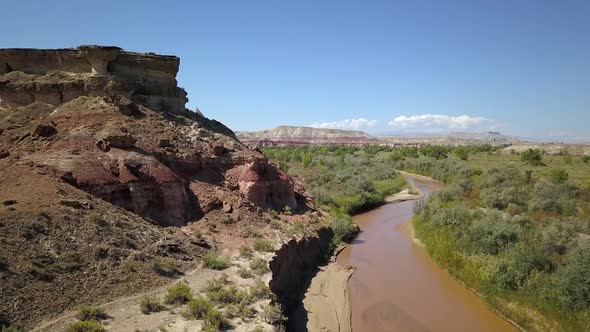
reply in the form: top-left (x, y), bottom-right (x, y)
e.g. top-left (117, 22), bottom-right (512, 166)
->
top-left (336, 173), bottom-right (518, 332)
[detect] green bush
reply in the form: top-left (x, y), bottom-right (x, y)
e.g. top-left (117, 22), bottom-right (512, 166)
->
top-left (203, 252), bottom-right (230, 270)
top-left (239, 246), bottom-right (254, 258)
top-left (253, 239), bottom-right (274, 252)
top-left (152, 257), bottom-right (178, 276)
top-left (238, 267), bottom-right (253, 279)
top-left (554, 244), bottom-right (590, 310)
top-left (139, 295), bottom-right (163, 314)
top-left (550, 168), bottom-right (569, 184)
top-left (207, 285), bottom-right (249, 305)
top-left (76, 305), bottom-right (107, 321)
top-left (330, 212), bottom-right (357, 244)
top-left (521, 148), bottom-right (544, 166)
top-left (204, 308), bottom-right (227, 330)
top-left (249, 279), bottom-right (271, 300)
top-left (250, 258), bottom-right (269, 276)
top-left (184, 296), bottom-right (213, 319)
top-left (262, 303), bottom-right (285, 324)
top-left (65, 320), bottom-right (106, 332)
top-left (163, 282), bottom-right (192, 305)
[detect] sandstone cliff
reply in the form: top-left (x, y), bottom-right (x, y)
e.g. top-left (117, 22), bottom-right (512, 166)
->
top-left (0, 46), bottom-right (313, 327)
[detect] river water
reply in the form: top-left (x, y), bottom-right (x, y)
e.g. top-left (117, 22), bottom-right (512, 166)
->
top-left (336, 174), bottom-right (517, 332)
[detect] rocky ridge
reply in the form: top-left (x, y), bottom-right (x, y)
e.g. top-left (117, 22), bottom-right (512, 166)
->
top-left (0, 46), bottom-right (314, 328)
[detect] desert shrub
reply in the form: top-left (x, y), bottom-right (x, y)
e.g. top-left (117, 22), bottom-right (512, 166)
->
top-left (430, 205), bottom-right (470, 227)
top-left (253, 239), bottom-right (274, 252)
top-left (250, 258), bottom-right (269, 276)
top-left (207, 285), bottom-right (249, 305)
top-left (1, 327), bottom-right (23, 332)
top-left (480, 167), bottom-right (526, 209)
top-left (455, 147), bottom-right (470, 160)
top-left (203, 252), bottom-right (230, 270)
top-left (521, 148), bottom-right (544, 166)
top-left (496, 244), bottom-right (554, 290)
top-left (238, 267), bottom-right (253, 279)
top-left (28, 264), bottom-right (53, 281)
top-left (582, 155), bottom-right (590, 165)
top-left (204, 308), bottom-right (227, 330)
top-left (89, 212), bottom-right (107, 227)
top-left (240, 246), bottom-right (254, 258)
top-left (184, 296), bottom-right (213, 319)
top-left (249, 279), bottom-right (271, 300)
top-left (465, 211), bottom-right (522, 255)
top-left (65, 321), bottom-right (106, 332)
top-left (94, 244), bottom-right (109, 259)
top-left (330, 213), bottom-right (357, 244)
top-left (262, 303), bottom-right (285, 324)
top-left (139, 295), bottom-right (163, 314)
top-left (76, 305), bottom-right (107, 321)
top-left (152, 257), bottom-right (178, 276)
top-left (550, 168), bottom-right (569, 184)
top-left (163, 282), bottom-right (192, 305)
top-left (420, 145), bottom-right (450, 159)
top-left (373, 177), bottom-right (407, 196)
top-left (553, 243), bottom-right (590, 310)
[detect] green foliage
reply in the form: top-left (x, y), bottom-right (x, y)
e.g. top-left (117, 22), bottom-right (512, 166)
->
top-left (250, 257), bottom-right (269, 276)
top-left (262, 303), bottom-right (286, 324)
top-left (582, 155), bottom-right (590, 165)
top-left (203, 252), bottom-right (230, 270)
top-left (411, 152), bottom-right (590, 331)
top-left (139, 295), bottom-right (163, 314)
top-left (184, 296), bottom-right (213, 319)
top-left (253, 239), bottom-right (275, 252)
top-left (554, 243), bottom-right (590, 310)
top-left (454, 146), bottom-right (470, 160)
top-left (204, 308), bottom-right (227, 330)
top-left (239, 245), bottom-right (254, 258)
top-left (249, 279), bottom-right (271, 300)
top-left (550, 168), bottom-right (569, 184)
top-left (420, 145), bottom-right (451, 159)
top-left (163, 282), bottom-right (192, 305)
top-left (76, 305), bottom-right (107, 321)
top-left (65, 321), bottom-right (106, 332)
top-left (152, 257), bottom-right (178, 276)
top-left (330, 213), bottom-right (357, 244)
top-left (521, 148), bottom-right (544, 166)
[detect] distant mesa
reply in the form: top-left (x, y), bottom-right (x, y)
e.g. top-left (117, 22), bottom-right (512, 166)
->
top-left (237, 126), bottom-right (519, 147)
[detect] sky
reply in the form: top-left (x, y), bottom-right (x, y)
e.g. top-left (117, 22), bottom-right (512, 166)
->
top-left (2, 1), bottom-right (589, 142)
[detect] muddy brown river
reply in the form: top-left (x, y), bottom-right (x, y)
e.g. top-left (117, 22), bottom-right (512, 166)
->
top-left (336, 174), bottom-right (518, 332)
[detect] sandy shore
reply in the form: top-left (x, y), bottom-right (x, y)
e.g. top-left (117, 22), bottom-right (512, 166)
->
top-left (302, 263), bottom-right (355, 332)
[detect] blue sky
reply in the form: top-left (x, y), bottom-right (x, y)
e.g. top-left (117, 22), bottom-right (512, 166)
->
top-left (2, 1), bottom-right (589, 141)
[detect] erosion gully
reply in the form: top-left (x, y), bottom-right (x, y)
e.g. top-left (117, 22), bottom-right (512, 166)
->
top-left (336, 173), bottom-right (518, 332)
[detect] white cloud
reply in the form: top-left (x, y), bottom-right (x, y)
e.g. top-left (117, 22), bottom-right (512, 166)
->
top-left (310, 118), bottom-right (378, 131)
top-left (388, 114), bottom-right (495, 131)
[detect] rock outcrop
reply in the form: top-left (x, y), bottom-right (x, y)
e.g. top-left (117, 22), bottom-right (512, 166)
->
top-left (0, 46), bottom-right (307, 226)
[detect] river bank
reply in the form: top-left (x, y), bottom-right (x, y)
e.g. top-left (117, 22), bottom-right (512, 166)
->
top-left (335, 173), bottom-right (518, 332)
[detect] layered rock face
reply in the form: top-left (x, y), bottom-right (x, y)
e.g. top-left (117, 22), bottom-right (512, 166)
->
top-left (0, 46), bottom-right (305, 226)
top-left (0, 46), bottom-right (187, 112)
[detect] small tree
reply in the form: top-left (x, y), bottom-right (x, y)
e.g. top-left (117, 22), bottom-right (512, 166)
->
top-left (521, 148), bottom-right (544, 166)
top-left (454, 147), bottom-right (470, 161)
top-left (550, 169), bottom-right (569, 184)
top-left (582, 155), bottom-right (590, 165)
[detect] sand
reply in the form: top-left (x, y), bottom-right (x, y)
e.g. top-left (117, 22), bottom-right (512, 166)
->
top-left (302, 262), bottom-right (355, 332)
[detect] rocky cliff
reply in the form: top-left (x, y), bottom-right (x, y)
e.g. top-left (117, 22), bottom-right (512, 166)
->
top-left (0, 46), bottom-right (313, 327)
top-left (0, 46), bottom-right (308, 227)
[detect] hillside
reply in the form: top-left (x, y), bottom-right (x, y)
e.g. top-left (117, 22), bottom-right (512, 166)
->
top-left (0, 46), bottom-right (317, 329)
